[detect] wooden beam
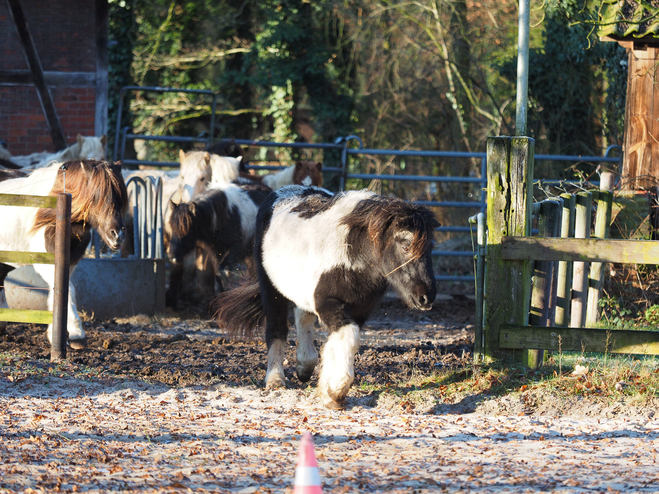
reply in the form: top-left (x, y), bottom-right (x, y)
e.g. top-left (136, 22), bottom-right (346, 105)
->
top-left (5, 0), bottom-right (67, 151)
top-left (0, 70), bottom-right (96, 87)
top-left (0, 251), bottom-right (55, 264)
top-left (0, 308), bottom-right (53, 325)
top-left (500, 325), bottom-right (659, 355)
top-left (0, 193), bottom-right (57, 208)
top-left (501, 237), bottom-right (659, 264)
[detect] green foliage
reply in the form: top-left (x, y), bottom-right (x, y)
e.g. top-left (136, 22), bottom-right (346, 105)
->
top-left (496, 0), bottom-right (626, 178)
top-left (599, 295), bottom-right (634, 329)
top-left (108, 0), bottom-right (136, 160)
top-left (106, 0), bottom-right (628, 172)
top-left (644, 305), bottom-right (659, 327)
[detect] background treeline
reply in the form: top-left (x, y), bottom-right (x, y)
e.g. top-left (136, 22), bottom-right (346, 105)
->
top-left (108, 0), bottom-right (626, 181)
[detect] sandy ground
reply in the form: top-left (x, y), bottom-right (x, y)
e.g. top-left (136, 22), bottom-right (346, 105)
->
top-left (2, 372), bottom-right (659, 493)
top-left (2, 295), bottom-right (659, 493)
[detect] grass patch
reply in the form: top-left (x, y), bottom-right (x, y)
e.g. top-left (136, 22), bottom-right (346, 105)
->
top-left (368, 351), bottom-right (659, 412)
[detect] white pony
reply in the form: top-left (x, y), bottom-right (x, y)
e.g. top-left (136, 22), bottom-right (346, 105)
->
top-left (0, 160), bottom-right (128, 347)
top-left (4, 135), bottom-right (107, 169)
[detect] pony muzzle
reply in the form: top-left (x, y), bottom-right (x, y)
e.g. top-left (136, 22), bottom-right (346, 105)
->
top-left (105, 227), bottom-right (125, 250)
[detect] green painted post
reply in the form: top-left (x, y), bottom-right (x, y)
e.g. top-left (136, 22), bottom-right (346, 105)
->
top-left (484, 136), bottom-right (534, 362)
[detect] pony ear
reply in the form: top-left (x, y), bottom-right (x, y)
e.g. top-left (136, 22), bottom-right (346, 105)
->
top-left (100, 135), bottom-right (108, 147)
top-left (203, 152), bottom-right (211, 164)
top-left (77, 134), bottom-right (84, 147)
top-left (315, 162), bottom-right (322, 171)
top-left (294, 161), bottom-right (302, 171)
top-left (179, 149), bottom-right (186, 162)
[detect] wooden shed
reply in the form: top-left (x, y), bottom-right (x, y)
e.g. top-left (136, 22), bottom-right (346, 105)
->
top-left (0, 0), bottom-right (108, 156)
top-left (600, 0), bottom-right (659, 190)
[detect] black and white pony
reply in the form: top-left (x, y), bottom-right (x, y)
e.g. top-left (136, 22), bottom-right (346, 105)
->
top-left (213, 186), bottom-right (439, 409)
top-left (0, 160), bottom-right (128, 347)
top-left (166, 180), bottom-right (272, 306)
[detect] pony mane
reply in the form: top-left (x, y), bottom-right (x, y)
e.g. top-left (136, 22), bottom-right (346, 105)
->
top-left (31, 160), bottom-right (128, 233)
top-left (169, 189), bottom-right (229, 238)
top-left (342, 196), bottom-right (439, 260)
top-left (207, 139), bottom-right (246, 160)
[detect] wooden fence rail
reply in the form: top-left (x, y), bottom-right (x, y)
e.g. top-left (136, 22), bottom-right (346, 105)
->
top-left (0, 192), bottom-right (71, 360)
top-left (483, 136), bottom-right (659, 366)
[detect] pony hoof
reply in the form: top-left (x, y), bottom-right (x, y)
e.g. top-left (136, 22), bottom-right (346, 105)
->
top-left (265, 376), bottom-right (287, 390)
top-left (68, 338), bottom-right (87, 350)
top-left (296, 366), bottom-right (314, 383)
top-left (325, 399), bottom-right (346, 410)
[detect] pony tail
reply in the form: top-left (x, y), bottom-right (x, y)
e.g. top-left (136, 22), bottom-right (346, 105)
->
top-left (211, 275), bottom-right (265, 340)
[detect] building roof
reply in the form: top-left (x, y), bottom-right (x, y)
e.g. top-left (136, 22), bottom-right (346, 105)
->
top-left (599, 0), bottom-right (659, 40)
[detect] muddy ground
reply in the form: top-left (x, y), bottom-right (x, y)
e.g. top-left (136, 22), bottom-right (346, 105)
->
top-left (0, 294), bottom-right (475, 392)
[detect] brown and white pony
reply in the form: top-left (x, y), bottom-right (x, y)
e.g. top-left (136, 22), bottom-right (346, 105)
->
top-left (166, 181), bottom-right (272, 306)
top-left (0, 160), bottom-right (128, 347)
top-left (165, 157), bottom-right (323, 309)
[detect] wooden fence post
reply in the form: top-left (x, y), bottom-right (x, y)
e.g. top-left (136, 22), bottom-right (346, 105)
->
top-left (484, 136), bottom-right (534, 362)
top-left (555, 193), bottom-right (576, 327)
top-left (570, 191), bottom-right (593, 328)
top-left (51, 192), bottom-right (71, 361)
top-left (585, 172), bottom-right (615, 327)
top-left (528, 198), bottom-right (562, 367)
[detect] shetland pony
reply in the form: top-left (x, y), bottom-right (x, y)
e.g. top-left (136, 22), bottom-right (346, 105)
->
top-left (0, 160), bottom-right (128, 347)
top-left (206, 139), bottom-right (247, 164)
top-left (166, 181), bottom-right (272, 306)
top-left (178, 150), bottom-right (243, 200)
top-left (166, 156), bottom-right (322, 309)
top-left (120, 150), bottom-right (243, 257)
top-left (5, 135), bottom-right (107, 169)
top-left (213, 186), bottom-right (439, 409)
top-left (0, 169), bottom-right (27, 181)
top-left (242, 161), bottom-right (323, 190)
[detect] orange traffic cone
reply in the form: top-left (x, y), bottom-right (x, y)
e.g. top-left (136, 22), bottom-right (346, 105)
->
top-left (293, 432), bottom-right (323, 493)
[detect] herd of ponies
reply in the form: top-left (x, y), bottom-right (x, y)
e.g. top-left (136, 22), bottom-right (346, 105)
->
top-left (0, 137), bottom-right (439, 409)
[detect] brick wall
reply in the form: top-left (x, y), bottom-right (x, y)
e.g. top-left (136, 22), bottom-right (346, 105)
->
top-left (0, 0), bottom-right (98, 156)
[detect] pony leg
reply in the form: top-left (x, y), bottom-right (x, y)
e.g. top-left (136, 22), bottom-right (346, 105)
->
top-left (317, 322), bottom-right (360, 409)
top-left (0, 264), bottom-right (13, 335)
top-left (261, 272), bottom-right (290, 390)
top-left (0, 288), bottom-right (7, 335)
top-left (38, 265), bottom-right (86, 348)
top-left (165, 262), bottom-right (184, 308)
top-left (295, 307), bottom-right (318, 382)
top-left (266, 338), bottom-right (287, 389)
